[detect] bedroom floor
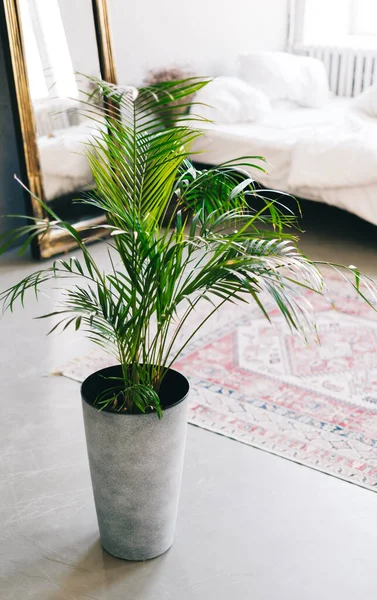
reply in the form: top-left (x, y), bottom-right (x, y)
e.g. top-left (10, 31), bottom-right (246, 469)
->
top-left (1, 202), bottom-right (377, 600)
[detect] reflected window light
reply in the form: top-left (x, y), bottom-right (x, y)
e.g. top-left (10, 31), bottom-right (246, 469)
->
top-left (34, 0), bottom-right (78, 98)
top-left (19, 0), bottom-right (48, 100)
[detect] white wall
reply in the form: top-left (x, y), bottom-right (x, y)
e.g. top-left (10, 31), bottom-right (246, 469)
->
top-left (109, 0), bottom-right (289, 86)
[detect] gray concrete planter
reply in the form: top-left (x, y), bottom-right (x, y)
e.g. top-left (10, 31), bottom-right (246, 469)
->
top-left (81, 365), bottom-right (189, 561)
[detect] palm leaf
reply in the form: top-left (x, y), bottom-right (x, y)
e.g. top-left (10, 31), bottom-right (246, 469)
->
top-left (0, 76), bottom-right (376, 415)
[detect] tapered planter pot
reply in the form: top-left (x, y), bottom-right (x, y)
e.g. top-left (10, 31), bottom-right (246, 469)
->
top-left (81, 365), bottom-right (189, 561)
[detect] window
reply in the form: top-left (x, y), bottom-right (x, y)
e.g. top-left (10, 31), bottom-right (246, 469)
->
top-left (297, 0), bottom-right (377, 46)
top-left (301, 0), bottom-right (349, 45)
top-left (351, 0), bottom-right (377, 36)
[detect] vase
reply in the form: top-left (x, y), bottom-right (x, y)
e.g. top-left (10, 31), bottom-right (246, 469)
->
top-left (81, 364), bottom-right (189, 560)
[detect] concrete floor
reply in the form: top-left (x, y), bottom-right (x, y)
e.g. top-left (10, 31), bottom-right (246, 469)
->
top-left (1, 202), bottom-right (377, 600)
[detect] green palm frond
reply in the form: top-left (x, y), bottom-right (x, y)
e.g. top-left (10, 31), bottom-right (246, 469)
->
top-left (1, 76), bottom-right (376, 417)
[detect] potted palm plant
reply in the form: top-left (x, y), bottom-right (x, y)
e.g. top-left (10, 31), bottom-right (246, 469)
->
top-left (0, 78), bottom-right (375, 561)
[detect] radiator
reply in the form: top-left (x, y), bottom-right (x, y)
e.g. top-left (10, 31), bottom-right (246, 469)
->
top-left (292, 43), bottom-right (377, 97)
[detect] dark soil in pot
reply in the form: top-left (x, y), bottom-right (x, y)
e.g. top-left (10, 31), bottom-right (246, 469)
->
top-left (81, 364), bottom-right (189, 414)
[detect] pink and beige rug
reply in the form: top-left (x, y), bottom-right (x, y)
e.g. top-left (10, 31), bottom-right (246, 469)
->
top-left (59, 269), bottom-right (377, 492)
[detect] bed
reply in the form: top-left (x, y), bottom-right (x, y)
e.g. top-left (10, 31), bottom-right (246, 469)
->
top-left (37, 120), bottom-right (98, 201)
top-left (189, 53), bottom-right (377, 227)
top-left (33, 98), bottom-right (103, 202)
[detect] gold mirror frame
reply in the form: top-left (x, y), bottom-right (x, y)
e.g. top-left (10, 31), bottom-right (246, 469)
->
top-left (2, 0), bottom-right (117, 258)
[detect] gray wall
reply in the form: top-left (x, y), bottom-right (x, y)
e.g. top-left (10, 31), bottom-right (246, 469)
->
top-left (0, 29), bottom-right (27, 244)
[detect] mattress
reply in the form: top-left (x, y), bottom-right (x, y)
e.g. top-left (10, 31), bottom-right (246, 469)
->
top-left (190, 97), bottom-right (377, 226)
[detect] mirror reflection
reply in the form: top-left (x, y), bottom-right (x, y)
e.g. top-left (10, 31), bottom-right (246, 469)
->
top-left (19, 0), bottom-right (102, 214)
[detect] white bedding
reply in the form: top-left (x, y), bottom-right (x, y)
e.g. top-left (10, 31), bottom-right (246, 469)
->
top-left (37, 120), bottom-right (103, 201)
top-left (190, 97), bottom-right (377, 226)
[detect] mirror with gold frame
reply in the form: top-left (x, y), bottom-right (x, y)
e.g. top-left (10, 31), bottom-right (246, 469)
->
top-left (1, 0), bottom-right (117, 258)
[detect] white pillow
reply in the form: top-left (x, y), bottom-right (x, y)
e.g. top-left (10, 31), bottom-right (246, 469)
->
top-left (215, 76), bottom-right (272, 121)
top-left (192, 87), bottom-right (241, 123)
top-left (238, 52), bottom-right (329, 108)
top-left (352, 83), bottom-right (377, 118)
top-left (191, 76), bottom-right (271, 124)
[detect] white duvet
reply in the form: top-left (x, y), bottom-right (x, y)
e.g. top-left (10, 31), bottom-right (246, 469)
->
top-left (190, 98), bottom-right (377, 225)
top-left (37, 119), bottom-right (104, 201)
top-left (287, 108), bottom-right (377, 189)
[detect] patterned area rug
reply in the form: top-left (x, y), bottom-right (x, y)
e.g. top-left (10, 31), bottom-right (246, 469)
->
top-left (59, 270), bottom-right (377, 492)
